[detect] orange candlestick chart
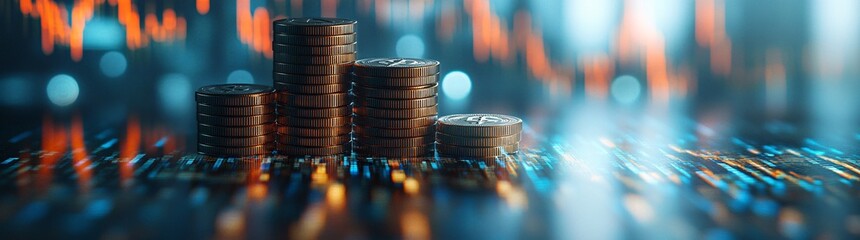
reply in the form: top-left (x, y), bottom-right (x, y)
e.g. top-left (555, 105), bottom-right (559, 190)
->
top-left (13, 0), bottom-right (734, 100)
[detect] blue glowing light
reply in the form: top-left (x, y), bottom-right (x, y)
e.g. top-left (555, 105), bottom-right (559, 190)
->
top-left (158, 74), bottom-right (192, 115)
top-left (82, 18), bottom-right (123, 50)
top-left (610, 75), bottom-right (641, 104)
top-left (100, 51), bottom-right (128, 78)
top-left (441, 71), bottom-right (472, 100)
top-left (227, 70), bottom-right (254, 84)
top-left (395, 35), bottom-right (426, 58)
top-left (46, 74), bottom-right (79, 107)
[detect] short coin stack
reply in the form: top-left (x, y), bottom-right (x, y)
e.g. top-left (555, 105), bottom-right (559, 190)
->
top-left (272, 17), bottom-right (356, 156)
top-left (436, 114), bottom-right (522, 158)
top-left (196, 84), bottom-right (276, 157)
top-left (352, 58), bottom-right (440, 158)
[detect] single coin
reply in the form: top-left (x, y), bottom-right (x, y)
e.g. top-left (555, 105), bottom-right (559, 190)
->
top-left (352, 84), bottom-right (437, 99)
top-left (435, 133), bottom-right (521, 147)
top-left (352, 74), bottom-right (438, 88)
top-left (353, 115), bottom-right (436, 129)
top-left (273, 18), bottom-right (356, 35)
top-left (198, 143), bottom-right (274, 157)
top-left (274, 53), bottom-right (356, 65)
top-left (278, 135), bottom-right (351, 147)
top-left (353, 145), bottom-right (434, 158)
top-left (276, 93), bottom-right (350, 108)
top-left (277, 116), bottom-right (351, 128)
top-left (354, 135), bottom-right (434, 147)
top-left (274, 82), bottom-right (350, 94)
top-left (273, 43), bottom-right (356, 56)
top-left (277, 105), bottom-right (351, 118)
top-left (197, 114), bottom-right (275, 127)
top-left (275, 73), bottom-right (350, 85)
top-left (273, 62), bottom-right (353, 75)
top-left (436, 114), bottom-right (523, 137)
top-left (353, 96), bottom-right (436, 109)
top-left (273, 33), bottom-right (356, 46)
top-left (354, 58), bottom-right (439, 77)
top-left (198, 124), bottom-right (275, 137)
top-left (276, 143), bottom-right (351, 156)
top-left (198, 133), bottom-right (275, 147)
top-left (435, 144), bottom-right (519, 157)
top-left (197, 104), bottom-right (274, 116)
top-left (277, 125), bottom-right (351, 137)
top-left (195, 84), bottom-right (275, 106)
top-left (353, 105), bottom-right (437, 119)
top-left (353, 125), bottom-right (434, 138)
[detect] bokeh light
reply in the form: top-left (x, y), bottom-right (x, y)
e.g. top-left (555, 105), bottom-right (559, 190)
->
top-left (99, 51), bottom-right (128, 78)
top-left (82, 18), bottom-right (123, 50)
top-left (564, 0), bottom-right (620, 53)
top-left (441, 71), bottom-right (472, 100)
top-left (610, 75), bottom-right (641, 104)
top-left (46, 74), bottom-right (79, 107)
top-left (0, 77), bottom-right (32, 106)
top-left (395, 35), bottom-right (425, 58)
top-left (158, 74), bottom-right (193, 115)
top-left (227, 70), bottom-right (254, 84)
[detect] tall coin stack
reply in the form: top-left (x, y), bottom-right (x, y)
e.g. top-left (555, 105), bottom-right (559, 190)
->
top-left (436, 114), bottom-right (522, 158)
top-left (352, 58), bottom-right (440, 158)
top-left (272, 17), bottom-right (357, 156)
top-left (196, 84), bottom-right (276, 157)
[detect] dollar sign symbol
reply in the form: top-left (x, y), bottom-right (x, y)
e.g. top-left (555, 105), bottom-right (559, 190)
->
top-left (465, 115), bottom-right (502, 125)
top-left (222, 85), bottom-right (249, 93)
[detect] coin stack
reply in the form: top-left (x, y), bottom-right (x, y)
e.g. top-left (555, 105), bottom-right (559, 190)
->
top-left (272, 17), bottom-right (356, 156)
top-left (436, 114), bottom-right (522, 158)
top-left (352, 58), bottom-right (440, 158)
top-left (196, 84), bottom-right (276, 157)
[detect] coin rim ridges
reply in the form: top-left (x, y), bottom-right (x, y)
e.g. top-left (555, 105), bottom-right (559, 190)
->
top-left (352, 84), bottom-right (438, 99)
top-left (353, 96), bottom-right (437, 109)
top-left (352, 115), bottom-right (437, 129)
top-left (197, 104), bottom-right (274, 116)
top-left (273, 43), bottom-right (356, 56)
top-left (435, 133), bottom-right (521, 147)
top-left (277, 125), bottom-right (352, 137)
top-left (276, 105), bottom-right (352, 118)
top-left (352, 74), bottom-right (438, 87)
top-left (197, 124), bottom-right (275, 137)
top-left (354, 135), bottom-right (435, 147)
top-left (273, 18), bottom-right (356, 35)
top-left (274, 73), bottom-right (351, 85)
top-left (353, 125), bottom-right (435, 138)
top-left (273, 33), bottom-right (356, 46)
top-left (197, 114), bottom-right (276, 126)
top-left (274, 53), bottom-right (356, 65)
top-left (277, 115), bottom-right (351, 128)
top-left (436, 114), bottom-right (523, 137)
top-left (353, 58), bottom-right (440, 77)
top-left (276, 93), bottom-right (350, 108)
top-left (435, 143), bottom-right (519, 157)
top-left (352, 105), bottom-right (438, 119)
top-left (277, 135), bottom-right (352, 147)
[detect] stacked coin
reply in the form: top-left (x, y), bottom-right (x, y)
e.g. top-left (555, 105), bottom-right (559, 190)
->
top-left (272, 17), bottom-right (356, 156)
top-left (436, 114), bottom-right (522, 158)
top-left (196, 84), bottom-right (276, 157)
top-left (352, 58), bottom-right (440, 158)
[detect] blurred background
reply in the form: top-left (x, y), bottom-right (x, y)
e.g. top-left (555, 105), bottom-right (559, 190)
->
top-left (1, 0), bottom-right (859, 149)
top-left (4, 1), bottom-right (860, 239)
